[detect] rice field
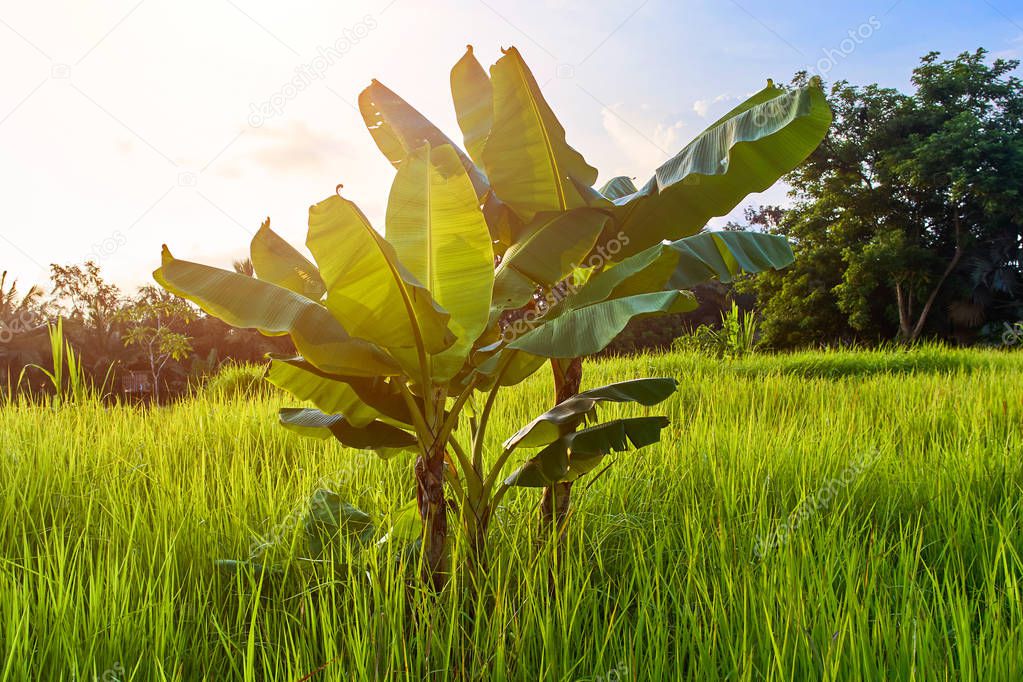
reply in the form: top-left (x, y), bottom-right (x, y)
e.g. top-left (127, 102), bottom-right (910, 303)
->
top-left (2, 346), bottom-right (1022, 680)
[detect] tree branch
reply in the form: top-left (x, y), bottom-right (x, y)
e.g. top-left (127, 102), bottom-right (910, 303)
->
top-left (910, 211), bottom-right (964, 341)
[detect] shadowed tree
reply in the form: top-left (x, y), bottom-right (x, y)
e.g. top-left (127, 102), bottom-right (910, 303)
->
top-left (739, 50), bottom-right (1023, 346)
top-left (117, 286), bottom-right (196, 402)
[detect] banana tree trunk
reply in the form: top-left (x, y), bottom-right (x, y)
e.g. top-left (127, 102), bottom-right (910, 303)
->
top-left (415, 445), bottom-right (449, 590)
top-left (465, 504), bottom-right (491, 585)
top-left (539, 357), bottom-right (582, 538)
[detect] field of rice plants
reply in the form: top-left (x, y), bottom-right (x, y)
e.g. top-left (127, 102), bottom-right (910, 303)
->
top-left (2, 346), bottom-right (1021, 681)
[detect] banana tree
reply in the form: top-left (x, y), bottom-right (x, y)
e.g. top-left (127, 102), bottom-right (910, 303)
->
top-left (154, 142), bottom-right (691, 588)
top-left (156, 44), bottom-right (831, 588)
top-left (357, 46), bottom-right (832, 535)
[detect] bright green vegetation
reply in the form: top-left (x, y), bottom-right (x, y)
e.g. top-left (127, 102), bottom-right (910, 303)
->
top-left (154, 44), bottom-right (828, 587)
top-left (736, 49), bottom-right (1023, 347)
top-left (2, 346), bottom-right (1022, 680)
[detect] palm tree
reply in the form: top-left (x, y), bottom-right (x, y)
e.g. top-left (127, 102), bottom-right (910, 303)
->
top-left (1, 271), bottom-right (46, 383)
top-left (0, 271), bottom-right (43, 323)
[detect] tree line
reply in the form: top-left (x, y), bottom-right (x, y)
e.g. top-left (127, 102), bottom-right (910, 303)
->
top-left (0, 259), bottom-right (293, 401)
top-left (2, 48), bottom-right (1019, 400)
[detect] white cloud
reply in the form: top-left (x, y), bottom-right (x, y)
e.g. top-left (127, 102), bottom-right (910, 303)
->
top-left (227, 121), bottom-right (357, 176)
top-left (692, 93), bottom-right (742, 118)
top-left (600, 104), bottom-right (685, 176)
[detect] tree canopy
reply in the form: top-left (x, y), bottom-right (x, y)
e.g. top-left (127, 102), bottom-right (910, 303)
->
top-left (738, 49), bottom-right (1023, 347)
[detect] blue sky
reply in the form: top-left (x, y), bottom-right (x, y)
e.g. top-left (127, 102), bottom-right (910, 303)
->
top-left (0, 0), bottom-right (1020, 290)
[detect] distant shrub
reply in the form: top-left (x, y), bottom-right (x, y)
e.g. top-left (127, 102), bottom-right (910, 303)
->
top-left (200, 363), bottom-right (275, 401)
top-left (674, 301), bottom-right (761, 359)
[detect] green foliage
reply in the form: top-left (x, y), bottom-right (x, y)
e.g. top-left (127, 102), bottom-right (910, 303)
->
top-left (117, 286), bottom-right (197, 401)
top-left (674, 301), bottom-right (762, 358)
top-left (278, 408), bottom-right (418, 456)
top-left (47, 261), bottom-right (125, 374)
top-left (22, 320), bottom-right (101, 405)
top-left (705, 341), bottom-right (1016, 378)
top-left (154, 44), bottom-right (827, 587)
top-left (739, 49), bottom-right (1023, 347)
top-left (304, 488), bottom-right (377, 557)
top-left (200, 362), bottom-right (275, 401)
top-left (2, 262), bottom-right (297, 401)
top-left (503, 378), bottom-right (678, 450)
top-left (505, 416), bottom-right (669, 487)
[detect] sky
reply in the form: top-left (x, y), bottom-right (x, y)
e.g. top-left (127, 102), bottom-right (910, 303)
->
top-left (0, 0), bottom-right (1020, 292)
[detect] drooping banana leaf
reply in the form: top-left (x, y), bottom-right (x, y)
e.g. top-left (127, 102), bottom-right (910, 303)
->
top-left (267, 358), bottom-right (381, 428)
top-left (269, 355), bottom-right (417, 426)
top-left (666, 230), bottom-right (794, 289)
top-left (305, 488), bottom-right (376, 557)
top-left (504, 377), bottom-right (677, 450)
top-left (559, 230), bottom-right (795, 312)
top-left (504, 416), bottom-right (669, 487)
top-left (450, 44), bottom-right (492, 165)
top-left (385, 144), bottom-right (495, 381)
top-left (598, 176), bottom-right (638, 201)
top-left (609, 81), bottom-right (831, 258)
top-left (492, 208), bottom-right (609, 311)
top-left (307, 193), bottom-right (454, 355)
top-left (278, 407), bottom-right (417, 457)
top-left (496, 350), bottom-right (547, 387)
top-left (250, 219), bottom-right (325, 300)
top-left (482, 47), bottom-right (599, 222)
top-left (154, 247), bottom-right (398, 377)
top-left (507, 290), bottom-right (697, 358)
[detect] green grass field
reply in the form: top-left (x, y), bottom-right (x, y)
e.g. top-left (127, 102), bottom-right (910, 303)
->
top-left (2, 347), bottom-right (1022, 681)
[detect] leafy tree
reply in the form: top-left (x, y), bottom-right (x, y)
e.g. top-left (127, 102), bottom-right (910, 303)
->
top-left (117, 286), bottom-right (196, 402)
top-left (49, 261), bottom-right (122, 326)
top-left (739, 50), bottom-right (1023, 346)
top-left (47, 261), bottom-right (124, 370)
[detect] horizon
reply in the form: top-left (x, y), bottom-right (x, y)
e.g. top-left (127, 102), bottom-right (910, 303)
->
top-left (1, 0), bottom-right (1020, 293)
